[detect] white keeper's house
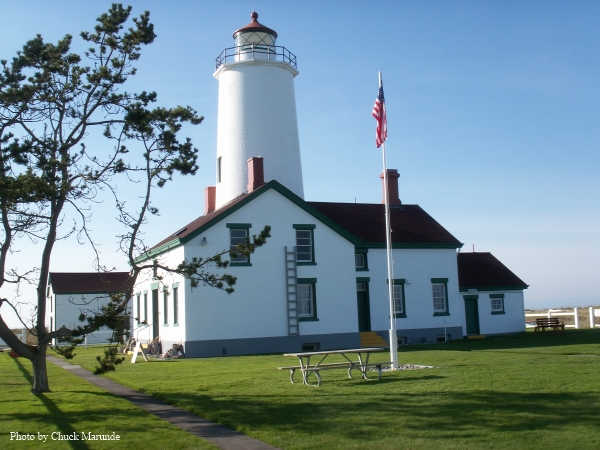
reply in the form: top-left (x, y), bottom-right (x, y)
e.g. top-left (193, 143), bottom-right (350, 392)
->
top-left (129, 12), bottom-right (529, 357)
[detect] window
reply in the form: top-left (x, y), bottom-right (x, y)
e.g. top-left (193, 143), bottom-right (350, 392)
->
top-left (230, 229), bottom-right (248, 262)
top-left (355, 249), bottom-right (368, 270)
top-left (294, 225), bottom-right (315, 264)
top-left (173, 286), bottom-right (179, 325)
top-left (227, 223), bottom-right (251, 265)
top-left (136, 293), bottom-right (141, 325)
top-left (296, 230), bottom-right (312, 261)
top-left (143, 292), bottom-right (148, 322)
top-left (163, 290), bottom-right (169, 325)
top-left (490, 294), bottom-right (505, 314)
top-left (217, 156), bottom-right (222, 183)
top-left (393, 283), bottom-right (405, 316)
top-left (432, 284), bottom-right (446, 312)
top-left (302, 342), bottom-right (320, 351)
top-left (298, 285), bottom-right (314, 316)
top-left (387, 279), bottom-right (406, 317)
top-left (431, 278), bottom-right (449, 315)
top-left (297, 278), bottom-right (317, 321)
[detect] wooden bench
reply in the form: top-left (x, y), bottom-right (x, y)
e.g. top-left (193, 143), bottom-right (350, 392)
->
top-left (534, 317), bottom-right (565, 333)
top-left (278, 361), bottom-right (391, 386)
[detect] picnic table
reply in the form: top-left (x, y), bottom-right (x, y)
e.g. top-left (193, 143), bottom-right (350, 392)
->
top-left (279, 348), bottom-right (390, 386)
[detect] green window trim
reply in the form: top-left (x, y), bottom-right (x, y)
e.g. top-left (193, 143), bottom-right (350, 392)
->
top-left (293, 224), bottom-right (316, 230)
top-left (230, 262), bottom-right (252, 267)
top-left (490, 293), bottom-right (505, 298)
top-left (459, 285), bottom-right (529, 292)
top-left (297, 278), bottom-right (317, 284)
top-left (151, 282), bottom-right (159, 290)
top-left (387, 279), bottom-right (407, 318)
top-left (463, 295), bottom-right (479, 300)
top-left (433, 312), bottom-right (451, 316)
top-left (431, 277), bottom-right (449, 283)
top-left (356, 277), bottom-right (371, 283)
top-left (226, 223), bottom-right (252, 229)
top-left (491, 311), bottom-right (506, 315)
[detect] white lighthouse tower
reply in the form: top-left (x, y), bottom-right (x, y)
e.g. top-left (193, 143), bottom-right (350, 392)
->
top-left (213, 12), bottom-right (304, 209)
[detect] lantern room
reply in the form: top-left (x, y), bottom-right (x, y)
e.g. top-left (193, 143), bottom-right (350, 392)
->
top-left (215, 11), bottom-right (297, 69)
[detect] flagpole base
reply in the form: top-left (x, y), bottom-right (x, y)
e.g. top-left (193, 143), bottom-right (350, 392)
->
top-left (389, 329), bottom-right (398, 371)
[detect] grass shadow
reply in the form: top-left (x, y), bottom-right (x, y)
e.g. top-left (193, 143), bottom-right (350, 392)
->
top-left (12, 357), bottom-right (32, 384)
top-left (400, 329), bottom-right (600, 354)
top-left (156, 388), bottom-right (600, 444)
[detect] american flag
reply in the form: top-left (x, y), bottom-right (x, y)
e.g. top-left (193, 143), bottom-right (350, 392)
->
top-left (372, 83), bottom-right (387, 148)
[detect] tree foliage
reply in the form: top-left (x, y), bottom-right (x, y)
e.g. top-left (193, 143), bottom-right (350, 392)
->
top-left (0, 4), bottom-right (269, 391)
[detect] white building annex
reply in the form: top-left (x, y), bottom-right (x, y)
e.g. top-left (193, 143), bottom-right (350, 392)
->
top-left (129, 12), bottom-right (529, 358)
top-left (46, 272), bottom-right (130, 345)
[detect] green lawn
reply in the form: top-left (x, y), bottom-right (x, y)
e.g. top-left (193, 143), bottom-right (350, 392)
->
top-left (0, 352), bottom-right (218, 449)
top-left (3, 330), bottom-right (600, 449)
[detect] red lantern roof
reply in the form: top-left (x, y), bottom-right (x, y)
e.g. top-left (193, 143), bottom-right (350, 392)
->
top-left (233, 12), bottom-right (278, 39)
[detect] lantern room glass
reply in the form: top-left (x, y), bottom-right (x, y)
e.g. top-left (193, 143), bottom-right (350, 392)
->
top-left (234, 31), bottom-right (277, 61)
top-left (234, 31), bottom-right (276, 48)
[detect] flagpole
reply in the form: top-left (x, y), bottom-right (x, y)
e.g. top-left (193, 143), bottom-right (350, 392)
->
top-left (378, 72), bottom-right (398, 370)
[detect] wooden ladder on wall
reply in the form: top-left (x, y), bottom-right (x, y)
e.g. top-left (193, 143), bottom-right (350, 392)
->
top-left (285, 246), bottom-right (299, 336)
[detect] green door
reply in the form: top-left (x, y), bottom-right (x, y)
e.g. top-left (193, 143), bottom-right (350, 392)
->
top-left (464, 296), bottom-right (480, 336)
top-left (356, 282), bottom-right (371, 332)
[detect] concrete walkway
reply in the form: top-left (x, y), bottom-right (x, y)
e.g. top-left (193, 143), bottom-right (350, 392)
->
top-left (47, 356), bottom-right (278, 450)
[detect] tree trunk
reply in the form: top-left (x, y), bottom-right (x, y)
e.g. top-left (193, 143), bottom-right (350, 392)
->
top-left (31, 347), bottom-right (49, 394)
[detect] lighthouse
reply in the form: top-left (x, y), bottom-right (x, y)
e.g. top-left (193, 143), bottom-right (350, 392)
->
top-left (213, 12), bottom-right (304, 209)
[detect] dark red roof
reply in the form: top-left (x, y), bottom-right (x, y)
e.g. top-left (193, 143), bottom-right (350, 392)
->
top-left (148, 185), bottom-right (263, 251)
top-left (142, 181), bottom-right (462, 263)
top-left (49, 272), bottom-right (130, 294)
top-left (307, 202), bottom-right (462, 246)
top-left (457, 253), bottom-right (528, 289)
top-left (233, 12), bottom-right (278, 39)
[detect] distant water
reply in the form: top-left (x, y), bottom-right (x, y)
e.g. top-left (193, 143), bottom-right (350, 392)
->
top-left (0, 337), bottom-right (7, 349)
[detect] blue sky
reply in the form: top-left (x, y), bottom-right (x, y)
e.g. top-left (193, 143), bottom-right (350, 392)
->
top-left (1, 1), bottom-right (598, 326)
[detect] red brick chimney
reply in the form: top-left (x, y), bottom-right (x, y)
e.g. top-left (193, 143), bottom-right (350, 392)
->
top-left (380, 169), bottom-right (401, 205)
top-left (204, 186), bottom-right (216, 214)
top-left (247, 157), bottom-right (265, 192)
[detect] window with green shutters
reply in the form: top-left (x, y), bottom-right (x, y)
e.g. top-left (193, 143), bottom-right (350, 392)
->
top-left (431, 278), bottom-right (449, 315)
